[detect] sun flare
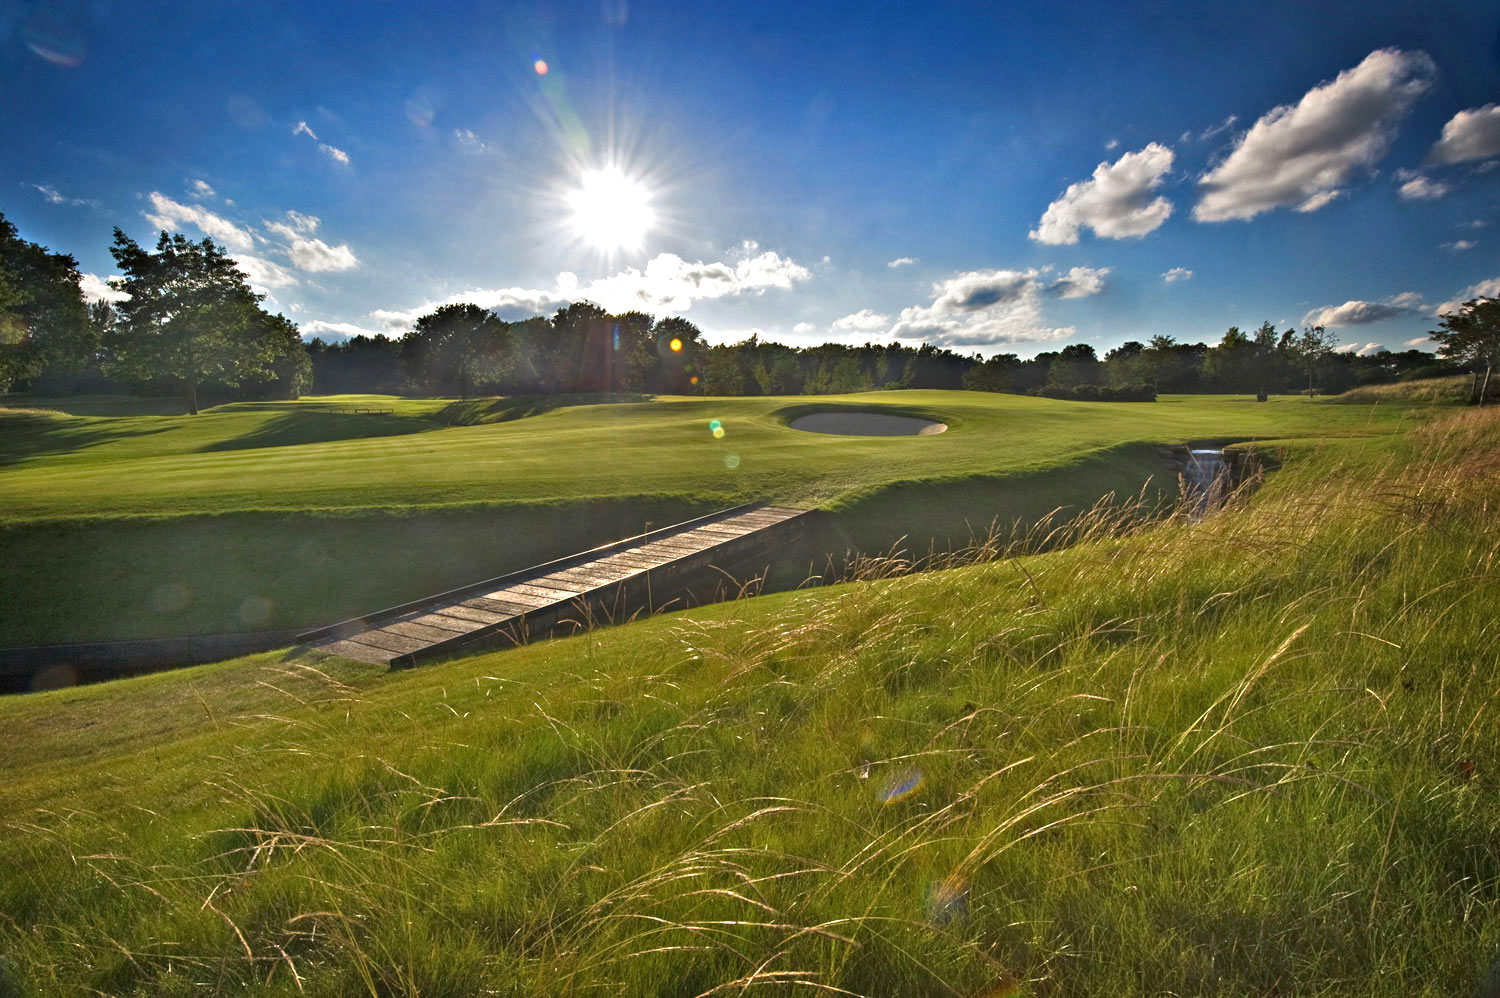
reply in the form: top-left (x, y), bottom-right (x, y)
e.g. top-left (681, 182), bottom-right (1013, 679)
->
top-left (566, 165), bottom-right (656, 252)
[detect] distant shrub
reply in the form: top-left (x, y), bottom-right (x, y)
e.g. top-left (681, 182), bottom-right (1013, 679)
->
top-left (1030, 382), bottom-right (1156, 402)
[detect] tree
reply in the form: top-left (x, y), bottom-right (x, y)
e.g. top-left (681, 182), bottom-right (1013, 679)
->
top-left (0, 212), bottom-right (93, 392)
top-left (109, 229), bottom-right (290, 413)
top-left (1429, 298), bottom-right (1500, 404)
top-left (1292, 324), bottom-right (1340, 394)
top-left (401, 303), bottom-right (508, 397)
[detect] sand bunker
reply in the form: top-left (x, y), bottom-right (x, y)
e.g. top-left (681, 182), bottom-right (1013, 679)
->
top-left (789, 412), bottom-right (947, 436)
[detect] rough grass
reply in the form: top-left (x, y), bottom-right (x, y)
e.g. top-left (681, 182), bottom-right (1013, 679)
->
top-left (3, 407), bottom-right (1498, 996)
top-left (0, 391), bottom-right (1421, 644)
top-left (1333, 374), bottom-right (1480, 405)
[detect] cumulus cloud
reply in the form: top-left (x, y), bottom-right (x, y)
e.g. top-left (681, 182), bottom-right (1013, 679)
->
top-left (792, 321), bottom-right (815, 334)
top-left (1295, 190), bottom-right (1345, 213)
top-left (319, 143), bottom-right (350, 165)
top-left (1163, 267), bottom-right (1194, 283)
top-left (79, 273), bottom-right (128, 302)
top-left (1429, 103), bottom-right (1500, 165)
top-left (368, 242), bottom-right (810, 334)
top-left (1194, 48), bottom-right (1435, 222)
top-left (1303, 291), bottom-right (1422, 328)
top-left (1436, 276), bottom-right (1500, 317)
top-left (1354, 342), bottom-right (1385, 356)
top-left (144, 192), bottom-right (255, 250)
top-left (233, 254), bottom-right (299, 291)
top-left (830, 308), bottom-right (890, 332)
top-left (299, 320), bottom-right (384, 341)
top-left (262, 211), bottom-right (359, 272)
top-left (1443, 239), bottom-right (1477, 252)
top-left (887, 256), bottom-right (917, 268)
top-left (1404, 336), bottom-right (1434, 348)
top-left (1398, 174), bottom-right (1449, 200)
top-left (886, 267), bottom-right (1096, 348)
top-left (1029, 143), bottom-right (1175, 244)
top-left (189, 179), bottom-right (215, 198)
top-left (1048, 266), bottom-right (1110, 299)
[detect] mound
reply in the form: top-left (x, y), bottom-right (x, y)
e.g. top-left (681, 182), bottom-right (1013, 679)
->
top-left (789, 411), bottom-right (947, 436)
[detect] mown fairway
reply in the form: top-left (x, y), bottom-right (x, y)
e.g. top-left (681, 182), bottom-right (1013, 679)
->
top-left (0, 390), bottom-right (1418, 644)
top-left (1, 407), bottom-right (1496, 996)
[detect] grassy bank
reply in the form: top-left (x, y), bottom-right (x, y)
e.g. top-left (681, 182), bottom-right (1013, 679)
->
top-left (0, 391), bottom-right (1420, 645)
top-left (2, 407), bottom-right (1497, 995)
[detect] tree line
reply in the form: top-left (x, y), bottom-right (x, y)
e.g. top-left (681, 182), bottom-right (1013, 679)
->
top-left (3, 213), bottom-right (1492, 411)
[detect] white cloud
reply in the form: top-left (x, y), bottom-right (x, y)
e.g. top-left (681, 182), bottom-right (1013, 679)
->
top-left (1048, 265), bottom-right (1109, 299)
top-left (1295, 189), bottom-right (1345, 213)
top-left (792, 321), bottom-right (815, 334)
top-left (887, 257), bottom-right (917, 268)
top-left (887, 268), bottom-right (1077, 349)
top-left (1303, 291), bottom-right (1422, 328)
top-left (143, 192), bottom-right (255, 250)
top-left (831, 308), bottom-right (890, 332)
top-left (1398, 175), bottom-right (1449, 200)
top-left (1429, 103), bottom-right (1500, 165)
top-left (1404, 336), bottom-right (1434, 348)
top-left (190, 179), bottom-right (215, 198)
top-left (1194, 48), bottom-right (1435, 222)
top-left (1182, 115), bottom-right (1239, 145)
top-left (233, 253), bottom-right (299, 291)
top-left (261, 211), bottom-right (358, 272)
top-left (455, 128), bottom-right (487, 151)
top-left (1442, 239), bottom-right (1477, 252)
top-left (26, 182), bottom-right (95, 207)
top-left (1105, 138), bottom-right (1120, 150)
top-left (1163, 267), bottom-right (1194, 283)
top-left (293, 121), bottom-right (318, 140)
top-left (79, 273), bottom-right (128, 302)
top-left (287, 237), bottom-right (359, 272)
top-left (1029, 143), bottom-right (1175, 244)
top-left (1436, 276), bottom-right (1500, 317)
top-left (1355, 342), bottom-right (1385, 356)
top-left (368, 242), bottom-right (810, 334)
top-left (1464, 219), bottom-right (1489, 229)
top-left (299, 320), bottom-right (384, 341)
top-left (319, 143), bottom-right (350, 165)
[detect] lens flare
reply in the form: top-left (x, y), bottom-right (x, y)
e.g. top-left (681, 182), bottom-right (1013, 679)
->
top-left (926, 875), bottom-right (970, 926)
top-left (669, 337), bottom-right (683, 353)
top-left (724, 453), bottom-right (741, 469)
top-left (712, 427), bottom-right (725, 439)
top-left (690, 375), bottom-right (699, 385)
top-left (534, 59), bottom-right (549, 75)
top-left (881, 768), bottom-right (925, 805)
top-left (709, 419), bottom-right (722, 431)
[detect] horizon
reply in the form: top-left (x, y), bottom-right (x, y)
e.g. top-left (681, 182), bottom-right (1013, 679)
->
top-left (4, 0), bottom-right (1498, 360)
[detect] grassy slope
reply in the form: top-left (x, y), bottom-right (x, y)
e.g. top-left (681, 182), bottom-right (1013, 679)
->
top-left (2, 408), bottom-right (1497, 996)
top-left (0, 391), bottom-right (1415, 644)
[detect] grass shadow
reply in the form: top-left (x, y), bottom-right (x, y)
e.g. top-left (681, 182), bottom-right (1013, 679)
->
top-left (199, 409), bottom-right (441, 452)
top-left (1, 394), bottom-right (190, 416)
top-left (437, 392), bottom-right (656, 425)
top-left (0, 410), bottom-right (176, 466)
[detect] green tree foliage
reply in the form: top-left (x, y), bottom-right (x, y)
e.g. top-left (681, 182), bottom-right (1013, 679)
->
top-left (1291, 324), bottom-right (1340, 394)
top-left (1429, 298), bottom-right (1500, 402)
top-left (0, 211), bottom-right (93, 392)
top-left (400, 303), bottom-right (509, 397)
top-left (109, 229), bottom-right (303, 413)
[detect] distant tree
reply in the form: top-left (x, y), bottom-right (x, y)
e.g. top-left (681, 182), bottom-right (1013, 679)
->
top-left (109, 229), bottom-right (298, 413)
top-left (963, 352), bottom-right (1022, 392)
top-left (652, 316), bottom-right (703, 393)
top-left (401, 303), bottom-right (508, 397)
top-left (700, 346), bottom-right (747, 395)
top-left (1429, 298), bottom-right (1500, 404)
top-left (1292, 324), bottom-right (1340, 394)
top-left (1048, 343), bottom-right (1104, 388)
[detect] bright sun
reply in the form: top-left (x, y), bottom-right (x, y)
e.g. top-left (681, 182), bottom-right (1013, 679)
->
top-left (566, 165), bottom-right (655, 252)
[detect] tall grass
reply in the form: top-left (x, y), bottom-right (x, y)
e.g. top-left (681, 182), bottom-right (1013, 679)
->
top-left (3, 410), bottom-right (1499, 996)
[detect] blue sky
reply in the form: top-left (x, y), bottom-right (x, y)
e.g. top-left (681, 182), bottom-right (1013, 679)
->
top-left (3, 0), bottom-right (1498, 357)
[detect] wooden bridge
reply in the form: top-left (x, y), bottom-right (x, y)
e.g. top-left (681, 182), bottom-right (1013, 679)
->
top-left (297, 504), bottom-right (812, 667)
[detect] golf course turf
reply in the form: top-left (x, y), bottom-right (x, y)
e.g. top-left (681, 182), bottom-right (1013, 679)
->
top-left (0, 396), bottom-right (1496, 996)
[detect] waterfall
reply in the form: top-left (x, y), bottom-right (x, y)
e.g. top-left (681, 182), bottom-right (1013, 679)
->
top-left (1183, 448), bottom-right (1230, 515)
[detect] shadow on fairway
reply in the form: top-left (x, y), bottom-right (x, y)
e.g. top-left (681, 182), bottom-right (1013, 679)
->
top-left (0, 410), bottom-right (175, 465)
top-left (199, 409), bottom-right (441, 452)
top-left (437, 392), bottom-right (656, 425)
